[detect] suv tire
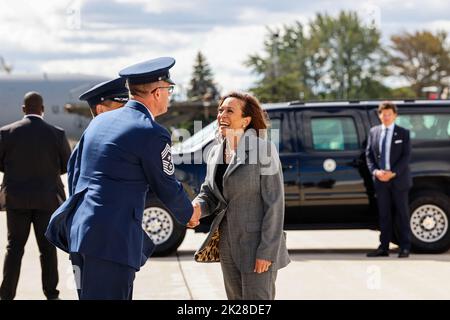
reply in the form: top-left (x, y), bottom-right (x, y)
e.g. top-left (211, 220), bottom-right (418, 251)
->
top-left (409, 191), bottom-right (450, 253)
top-left (142, 200), bottom-right (186, 257)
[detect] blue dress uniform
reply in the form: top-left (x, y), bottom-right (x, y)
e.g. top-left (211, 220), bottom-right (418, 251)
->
top-left (68, 77), bottom-right (129, 195)
top-left (78, 77), bottom-right (129, 116)
top-left (45, 58), bottom-right (193, 299)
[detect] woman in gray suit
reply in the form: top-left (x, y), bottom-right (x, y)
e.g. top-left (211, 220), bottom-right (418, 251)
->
top-left (192, 91), bottom-right (290, 300)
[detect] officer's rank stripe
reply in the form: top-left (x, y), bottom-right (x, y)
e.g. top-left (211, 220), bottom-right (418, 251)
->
top-left (161, 143), bottom-right (174, 175)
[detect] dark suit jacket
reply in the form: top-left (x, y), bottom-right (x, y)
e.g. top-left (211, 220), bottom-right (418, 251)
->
top-left (365, 124), bottom-right (412, 190)
top-left (0, 116), bottom-right (71, 211)
top-left (45, 101), bottom-right (193, 270)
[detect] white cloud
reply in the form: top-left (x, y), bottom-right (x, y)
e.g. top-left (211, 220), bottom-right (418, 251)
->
top-left (423, 20), bottom-right (450, 33)
top-left (40, 56), bottom-right (129, 77)
top-left (237, 7), bottom-right (308, 26)
top-left (0, 0), bottom-right (87, 53)
top-left (201, 25), bottom-right (267, 91)
top-left (114, 0), bottom-right (196, 14)
top-left (0, 0), bottom-right (84, 32)
top-left (1, 0), bottom-right (450, 94)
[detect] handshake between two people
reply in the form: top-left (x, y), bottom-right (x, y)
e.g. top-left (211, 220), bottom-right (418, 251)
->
top-left (186, 201), bottom-right (201, 228)
top-left (374, 169), bottom-right (396, 182)
top-left (183, 201), bottom-right (273, 273)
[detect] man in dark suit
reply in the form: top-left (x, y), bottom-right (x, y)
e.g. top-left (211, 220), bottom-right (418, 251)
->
top-left (366, 101), bottom-right (412, 258)
top-left (0, 92), bottom-right (71, 299)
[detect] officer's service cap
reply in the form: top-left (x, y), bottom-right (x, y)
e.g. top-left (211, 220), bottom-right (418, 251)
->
top-left (119, 57), bottom-right (176, 85)
top-left (79, 77), bottom-right (128, 108)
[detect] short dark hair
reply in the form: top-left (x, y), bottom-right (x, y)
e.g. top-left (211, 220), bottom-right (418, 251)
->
top-left (23, 91), bottom-right (44, 114)
top-left (24, 92), bottom-right (43, 109)
top-left (378, 101), bottom-right (398, 114)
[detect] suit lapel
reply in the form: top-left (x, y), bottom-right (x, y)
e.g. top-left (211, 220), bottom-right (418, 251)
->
top-left (374, 125), bottom-right (382, 157)
top-left (223, 130), bottom-right (256, 182)
top-left (392, 125), bottom-right (399, 142)
top-left (223, 152), bottom-right (245, 182)
top-left (390, 124), bottom-right (399, 156)
top-left (376, 124), bottom-right (398, 167)
top-left (210, 141), bottom-right (227, 203)
top-left (210, 131), bottom-right (258, 201)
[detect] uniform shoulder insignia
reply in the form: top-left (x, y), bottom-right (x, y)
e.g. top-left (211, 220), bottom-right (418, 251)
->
top-left (161, 143), bottom-right (175, 175)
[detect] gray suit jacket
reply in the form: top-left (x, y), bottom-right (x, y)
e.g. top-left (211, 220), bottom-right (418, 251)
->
top-left (194, 130), bottom-right (290, 273)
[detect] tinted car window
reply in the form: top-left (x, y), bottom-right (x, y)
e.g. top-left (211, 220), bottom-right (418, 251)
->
top-left (268, 117), bottom-right (281, 149)
top-left (311, 117), bottom-right (359, 151)
top-left (266, 111), bottom-right (296, 153)
top-left (396, 114), bottom-right (450, 141)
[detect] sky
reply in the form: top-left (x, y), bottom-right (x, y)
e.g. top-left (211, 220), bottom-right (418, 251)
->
top-left (1, 0), bottom-right (450, 95)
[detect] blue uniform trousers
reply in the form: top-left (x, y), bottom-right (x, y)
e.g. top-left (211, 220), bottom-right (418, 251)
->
top-left (70, 253), bottom-right (136, 300)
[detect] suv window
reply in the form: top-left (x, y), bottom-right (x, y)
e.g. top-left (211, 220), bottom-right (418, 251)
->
top-left (268, 118), bottom-right (281, 145)
top-left (396, 113), bottom-right (450, 140)
top-left (266, 111), bottom-right (295, 153)
top-left (311, 117), bottom-right (359, 151)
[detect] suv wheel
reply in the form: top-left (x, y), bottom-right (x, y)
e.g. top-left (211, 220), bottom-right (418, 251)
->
top-left (409, 192), bottom-right (450, 253)
top-left (142, 205), bottom-right (186, 256)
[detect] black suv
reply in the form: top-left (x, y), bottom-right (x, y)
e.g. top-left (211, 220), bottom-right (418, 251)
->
top-left (143, 100), bottom-right (450, 256)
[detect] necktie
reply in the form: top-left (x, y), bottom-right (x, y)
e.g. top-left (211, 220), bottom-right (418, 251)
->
top-left (380, 128), bottom-right (388, 170)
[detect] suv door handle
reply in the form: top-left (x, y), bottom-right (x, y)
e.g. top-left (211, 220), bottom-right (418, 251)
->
top-left (282, 165), bottom-right (294, 170)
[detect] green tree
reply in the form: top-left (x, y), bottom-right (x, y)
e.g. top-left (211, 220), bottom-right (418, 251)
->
top-left (246, 24), bottom-right (313, 102)
top-left (245, 11), bottom-right (388, 102)
top-left (187, 51), bottom-right (220, 102)
top-left (389, 31), bottom-right (450, 97)
top-left (388, 86), bottom-right (417, 99)
top-left (311, 11), bottom-right (388, 99)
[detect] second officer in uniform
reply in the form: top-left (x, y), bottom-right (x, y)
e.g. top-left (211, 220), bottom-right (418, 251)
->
top-left (46, 57), bottom-right (200, 299)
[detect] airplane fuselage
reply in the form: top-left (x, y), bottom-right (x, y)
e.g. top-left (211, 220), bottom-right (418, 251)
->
top-left (0, 74), bottom-right (107, 142)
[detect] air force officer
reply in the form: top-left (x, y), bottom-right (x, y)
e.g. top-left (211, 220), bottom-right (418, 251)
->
top-left (46, 57), bottom-right (199, 299)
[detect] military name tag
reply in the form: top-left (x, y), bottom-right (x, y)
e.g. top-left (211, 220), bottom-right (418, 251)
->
top-left (161, 143), bottom-right (175, 175)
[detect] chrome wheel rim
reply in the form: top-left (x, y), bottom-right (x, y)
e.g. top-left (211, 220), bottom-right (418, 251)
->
top-left (410, 204), bottom-right (448, 243)
top-left (142, 207), bottom-right (174, 245)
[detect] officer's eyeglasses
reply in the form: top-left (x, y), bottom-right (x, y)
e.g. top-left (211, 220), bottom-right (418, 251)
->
top-left (151, 86), bottom-right (174, 94)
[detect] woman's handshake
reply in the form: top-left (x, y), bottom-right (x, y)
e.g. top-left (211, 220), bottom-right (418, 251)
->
top-left (186, 201), bottom-right (201, 228)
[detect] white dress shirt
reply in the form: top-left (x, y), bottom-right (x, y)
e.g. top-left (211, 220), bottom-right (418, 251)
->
top-left (24, 114), bottom-right (43, 120)
top-left (379, 123), bottom-right (395, 171)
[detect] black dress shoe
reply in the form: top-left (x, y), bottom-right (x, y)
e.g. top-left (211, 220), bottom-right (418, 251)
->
top-left (367, 248), bottom-right (389, 257)
top-left (398, 249), bottom-right (410, 258)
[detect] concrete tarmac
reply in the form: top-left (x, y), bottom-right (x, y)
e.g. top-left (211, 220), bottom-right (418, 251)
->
top-left (0, 172), bottom-right (449, 300)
